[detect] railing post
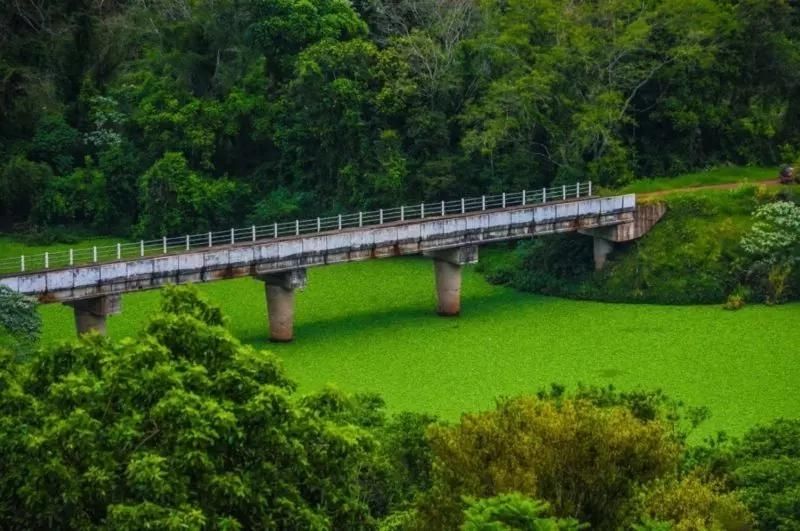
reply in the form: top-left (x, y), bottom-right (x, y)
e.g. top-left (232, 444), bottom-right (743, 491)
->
top-left (140, 240), bottom-right (145, 257)
top-left (252, 225), bottom-right (256, 242)
top-left (20, 255), bottom-right (25, 272)
top-left (482, 195), bottom-right (486, 211)
top-left (379, 209), bottom-right (384, 224)
top-left (44, 252), bottom-right (49, 269)
top-left (295, 220), bottom-right (299, 236)
top-left (420, 203), bottom-right (424, 219)
top-left (359, 212), bottom-right (363, 227)
top-left (338, 214), bottom-right (342, 230)
top-left (117, 243), bottom-right (121, 259)
top-left (400, 206), bottom-right (405, 221)
top-left (461, 198), bottom-right (465, 214)
top-left (69, 249), bottom-right (74, 266)
top-left (562, 185), bottom-right (566, 200)
top-left (522, 190), bottom-right (526, 205)
top-left (208, 232), bottom-right (212, 247)
top-left (186, 235), bottom-right (190, 251)
top-left (317, 217), bottom-right (321, 232)
top-left (542, 187), bottom-right (547, 203)
top-left (576, 181), bottom-right (581, 198)
top-left (274, 223), bottom-right (278, 239)
top-left (230, 228), bottom-right (235, 245)
top-left (93, 246), bottom-right (98, 263)
top-left (162, 237), bottom-right (167, 254)
top-left (589, 181), bottom-right (593, 196)
top-left (502, 192), bottom-right (506, 208)
top-left (441, 200), bottom-right (445, 216)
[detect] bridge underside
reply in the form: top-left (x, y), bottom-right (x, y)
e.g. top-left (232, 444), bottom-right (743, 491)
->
top-left (1, 195), bottom-right (641, 340)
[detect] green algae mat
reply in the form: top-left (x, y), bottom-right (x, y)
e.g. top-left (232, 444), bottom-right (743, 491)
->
top-left (37, 257), bottom-right (799, 440)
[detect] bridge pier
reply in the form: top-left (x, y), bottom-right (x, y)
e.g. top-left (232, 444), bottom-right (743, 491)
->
top-left (593, 236), bottom-right (614, 271)
top-left (257, 269), bottom-right (307, 342)
top-left (65, 294), bottom-right (121, 336)
top-left (425, 246), bottom-right (479, 316)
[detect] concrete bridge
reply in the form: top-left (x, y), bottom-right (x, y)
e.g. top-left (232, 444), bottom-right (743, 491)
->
top-left (0, 184), bottom-right (663, 341)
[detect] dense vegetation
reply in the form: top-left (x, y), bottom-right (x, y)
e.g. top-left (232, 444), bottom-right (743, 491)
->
top-left (1, 286), bottom-right (798, 529)
top-left (480, 185), bottom-right (800, 304)
top-left (3, 0), bottom-right (800, 238)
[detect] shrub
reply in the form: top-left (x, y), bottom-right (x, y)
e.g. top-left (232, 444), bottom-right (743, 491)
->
top-left (639, 475), bottom-right (752, 531)
top-left (0, 285), bottom-right (40, 340)
top-left (723, 294), bottom-right (745, 311)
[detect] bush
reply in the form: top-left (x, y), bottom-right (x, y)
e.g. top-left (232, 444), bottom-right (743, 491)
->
top-left (723, 294), bottom-right (745, 311)
top-left (0, 285), bottom-right (40, 340)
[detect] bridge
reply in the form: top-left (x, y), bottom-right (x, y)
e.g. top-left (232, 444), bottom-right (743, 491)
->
top-left (0, 183), bottom-right (663, 341)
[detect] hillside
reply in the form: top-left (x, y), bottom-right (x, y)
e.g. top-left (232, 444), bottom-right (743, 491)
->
top-left (480, 178), bottom-right (800, 305)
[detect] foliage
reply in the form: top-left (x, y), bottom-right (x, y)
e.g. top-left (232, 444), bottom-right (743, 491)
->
top-left (723, 294), bottom-right (746, 311)
top-left (729, 419), bottom-right (800, 530)
top-left (0, 285), bottom-right (415, 529)
top-left (738, 201), bottom-right (800, 303)
top-left (416, 394), bottom-right (682, 529)
top-left (741, 201), bottom-right (800, 266)
top-left (136, 152), bottom-right (241, 237)
top-left (461, 493), bottom-right (586, 531)
top-left (2, 0), bottom-right (800, 235)
top-left (638, 475), bottom-right (752, 531)
top-left (483, 187), bottom-right (800, 304)
top-left (0, 285), bottom-right (40, 340)
top-left (0, 156), bottom-right (53, 222)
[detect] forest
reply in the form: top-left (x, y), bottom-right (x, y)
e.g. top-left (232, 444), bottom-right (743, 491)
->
top-left (2, 0), bottom-right (800, 239)
top-left (2, 1), bottom-right (800, 529)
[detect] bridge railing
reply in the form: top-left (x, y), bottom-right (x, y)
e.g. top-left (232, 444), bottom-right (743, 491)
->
top-left (0, 182), bottom-right (592, 276)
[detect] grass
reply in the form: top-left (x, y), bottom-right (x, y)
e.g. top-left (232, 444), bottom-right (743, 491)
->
top-left (36, 256), bottom-right (800, 440)
top-left (617, 166), bottom-right (776, 194)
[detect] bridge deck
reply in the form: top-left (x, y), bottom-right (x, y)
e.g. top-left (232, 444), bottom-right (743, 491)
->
top-left (0, 193), bottom-right (635, 303)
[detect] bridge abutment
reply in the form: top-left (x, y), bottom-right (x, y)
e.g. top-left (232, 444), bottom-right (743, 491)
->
top-left (257, 269), bottom-right (307, 342)
top-left (65, 294), bottom-right (121, 336)
top-left (426, 246), bottom-right (478, 316)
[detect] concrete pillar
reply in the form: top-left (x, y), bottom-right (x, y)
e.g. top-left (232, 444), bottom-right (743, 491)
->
top-left (425, 246), bottom-right (479, 316)
top-left (256, 269), bottom-right (307, 342)
top-left (65, 295), bottom-right (122, 336)
top-left (593, 236), bottom-right (614, 271)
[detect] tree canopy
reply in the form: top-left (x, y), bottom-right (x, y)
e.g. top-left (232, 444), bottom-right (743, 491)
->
top-left (2, 0), bottom-right (800, 236)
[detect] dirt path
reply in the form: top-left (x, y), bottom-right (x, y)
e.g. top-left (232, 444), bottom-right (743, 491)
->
top-left (639, 179), bottom-right (780, 199)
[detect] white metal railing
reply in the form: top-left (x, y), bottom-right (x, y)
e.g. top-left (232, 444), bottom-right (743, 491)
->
top-left (0, 182), bottom-right (592, 276)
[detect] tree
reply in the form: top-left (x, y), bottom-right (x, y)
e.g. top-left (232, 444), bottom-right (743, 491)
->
top-left (462, 493), bottom-right (586, 531)
top-left (416, 394), bottom-right (682, 529)
top-left (741, 201), bottom-right (800, 303)
top-left (0, 285), bottom-right (399, 529)
top-left (741, 201), bottom-right (800, 266)
top-left (730, 419), bottom-right (800, 530)
top-left (136, 152), bottom-right (241, 237)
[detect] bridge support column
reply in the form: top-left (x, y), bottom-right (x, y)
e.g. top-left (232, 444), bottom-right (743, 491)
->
top-left (425, 246), bottom-right (479, 316)
top-left (593, 236), bottom-right (614, 271)
top-left (65, 295), bottom-right (121, 336)
top-left (257, 269), bottom-right (307, 342)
